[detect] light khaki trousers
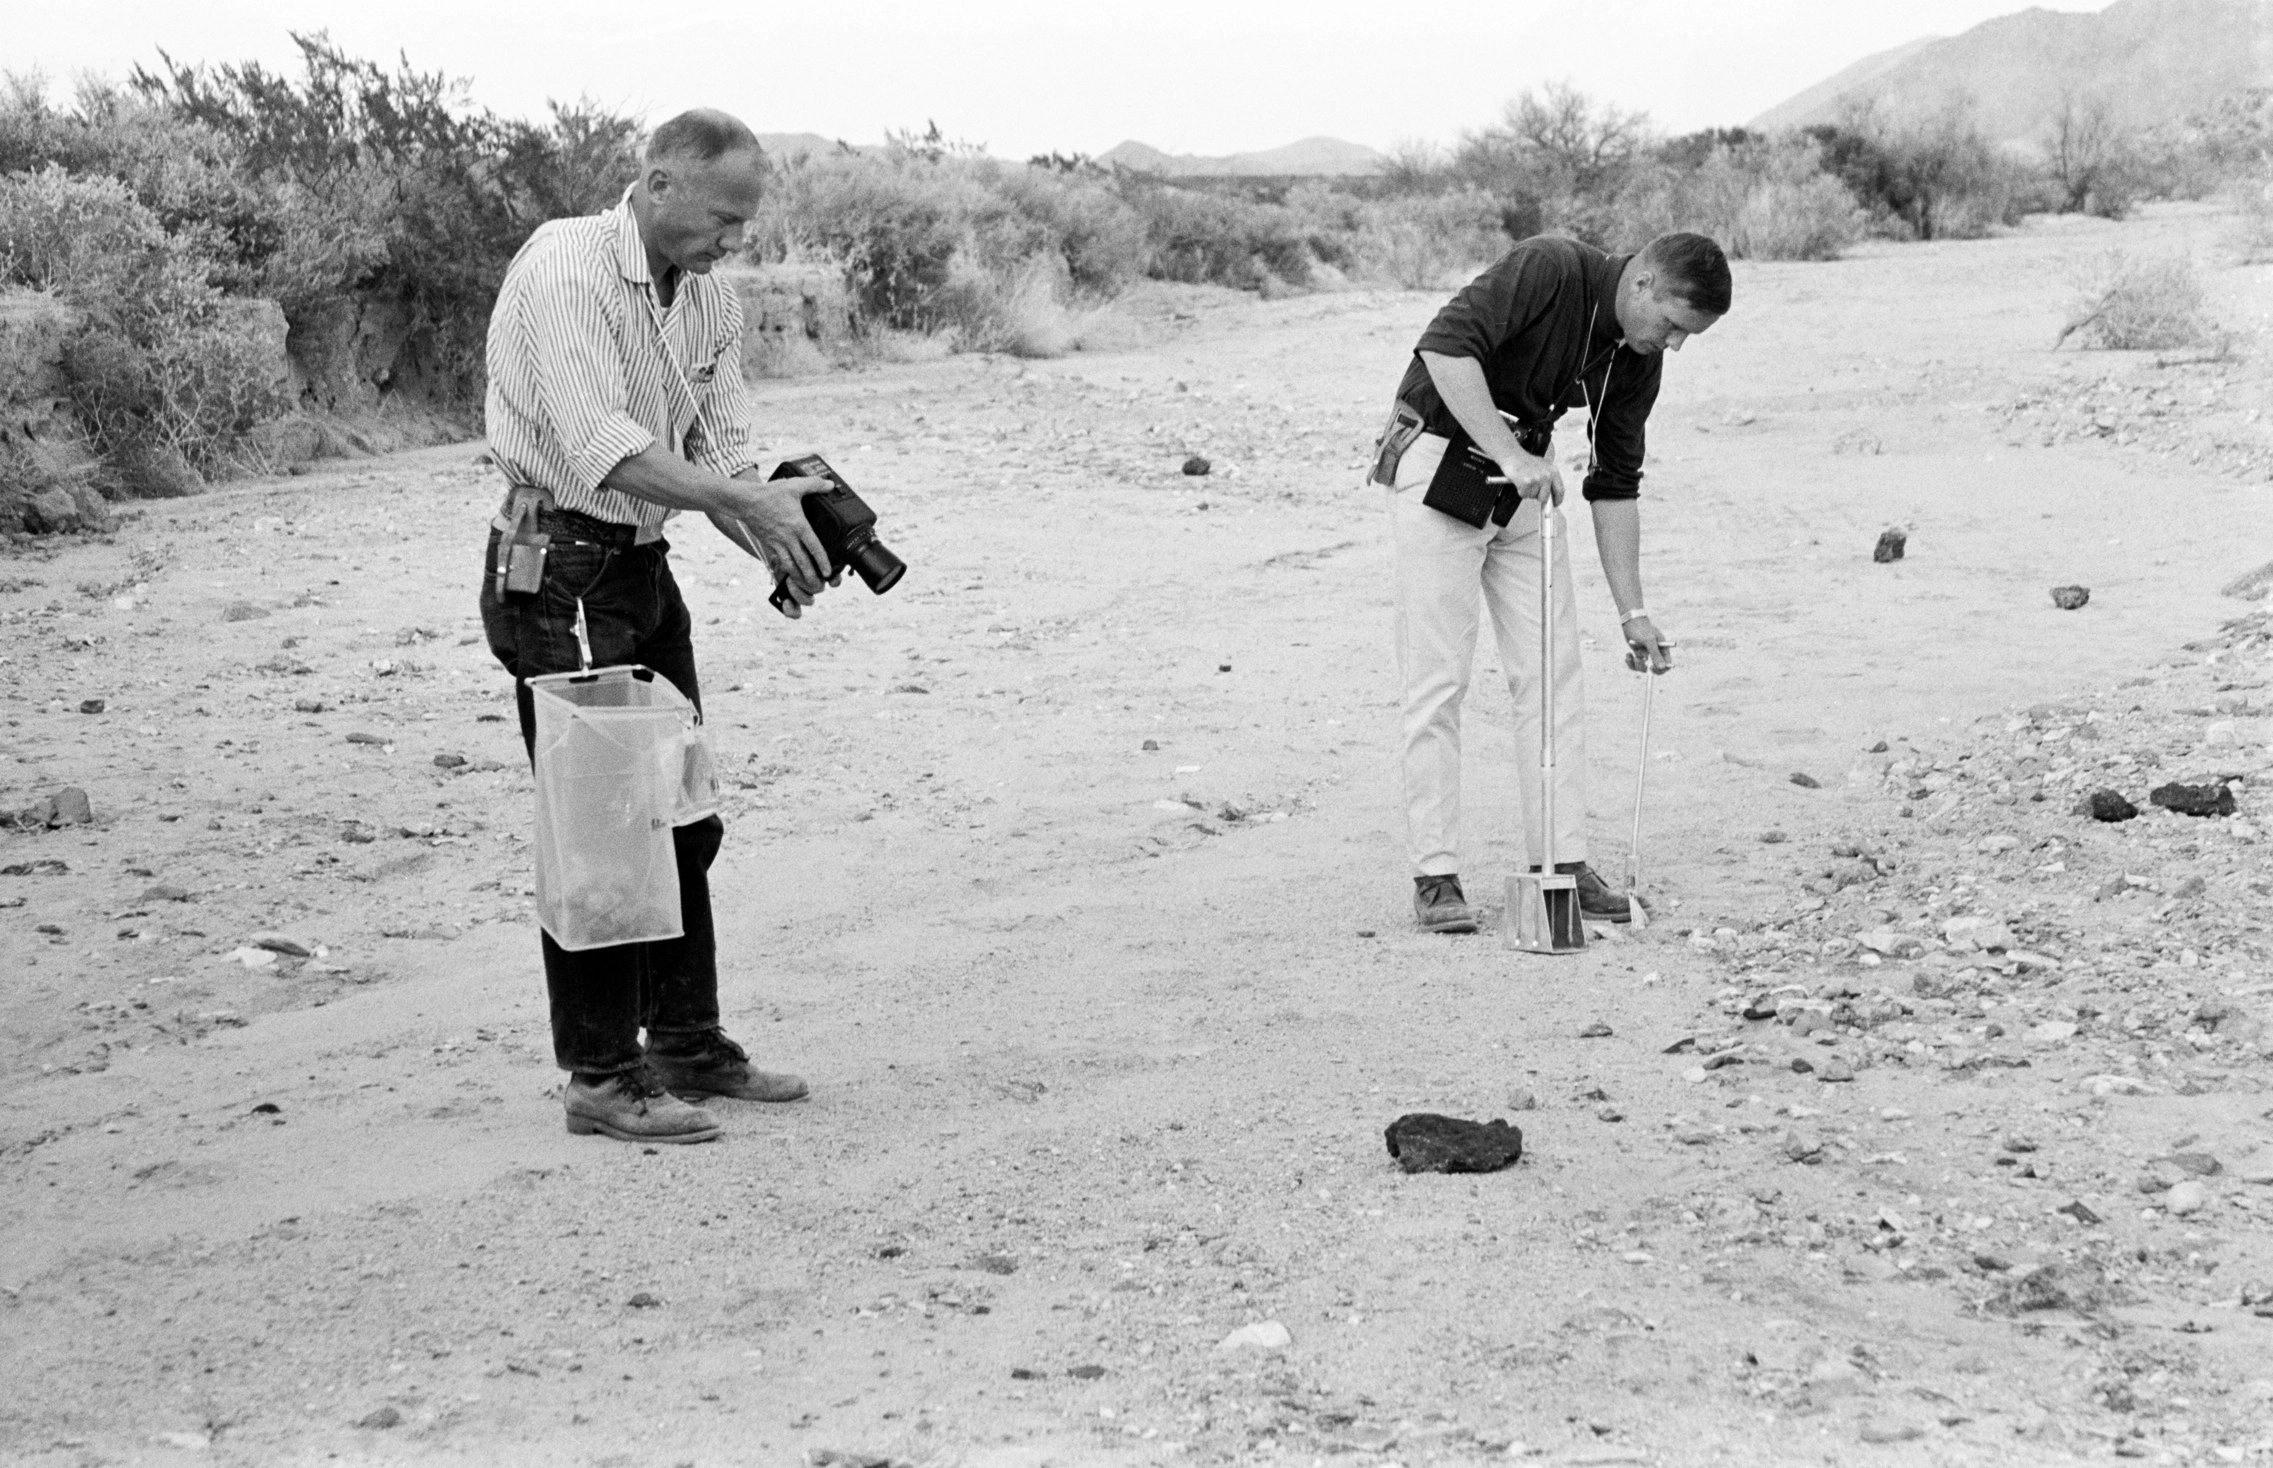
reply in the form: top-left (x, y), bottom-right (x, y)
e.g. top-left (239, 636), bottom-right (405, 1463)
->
top-left (1386, 432), bottom-right (1588, 877)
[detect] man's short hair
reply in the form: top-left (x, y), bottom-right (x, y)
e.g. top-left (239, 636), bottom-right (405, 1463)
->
top-left (1639, 232), bottom-right (1732, 316)
top-left (645, 109), bottom-right (764, 170)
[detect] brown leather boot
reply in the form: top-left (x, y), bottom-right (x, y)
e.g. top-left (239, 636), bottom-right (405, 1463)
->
top-left (564, 1068), bottom-right (722, 1144)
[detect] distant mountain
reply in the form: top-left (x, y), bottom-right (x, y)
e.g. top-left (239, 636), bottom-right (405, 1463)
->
top-left (1749, 0), bottom-right (2273, 144)
top-left (1098, 135), bottom-right (1385, 177)
top-left (755, 131), bottom-right (865, 160)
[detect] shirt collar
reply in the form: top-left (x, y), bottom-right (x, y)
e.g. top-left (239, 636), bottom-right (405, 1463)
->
top-left (1593, 252), bottom-right (1630, 346)
top-left (610, 186), bottom-right (655, 289)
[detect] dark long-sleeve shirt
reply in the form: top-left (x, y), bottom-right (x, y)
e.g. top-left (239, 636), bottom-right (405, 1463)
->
top-left (1394, 235), bottom-right (1661, 501)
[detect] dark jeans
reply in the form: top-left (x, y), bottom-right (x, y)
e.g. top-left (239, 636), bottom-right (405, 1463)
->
top-left (479, 507), bottom-right (724, 1077)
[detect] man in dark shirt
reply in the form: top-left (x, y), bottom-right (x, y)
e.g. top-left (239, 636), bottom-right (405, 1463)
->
top-left (1373, 232), bottom-right (1729, 934)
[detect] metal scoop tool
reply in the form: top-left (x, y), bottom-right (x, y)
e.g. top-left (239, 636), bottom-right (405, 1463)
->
top-left (1504, 491), bottom-right (1585, 955)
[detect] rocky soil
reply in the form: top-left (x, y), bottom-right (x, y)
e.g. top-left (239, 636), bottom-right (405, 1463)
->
top-left (3, 203), bottom-right (2272, 1468)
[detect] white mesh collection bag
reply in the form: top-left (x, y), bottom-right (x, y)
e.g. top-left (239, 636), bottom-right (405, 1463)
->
top-left (526, 666), bottom-right (719, 951)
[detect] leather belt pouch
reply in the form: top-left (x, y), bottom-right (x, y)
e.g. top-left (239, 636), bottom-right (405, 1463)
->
top-left (1369, 402), bottom-right (1427, 487)
top-left (1421, 435), bottom-right (1500, 529)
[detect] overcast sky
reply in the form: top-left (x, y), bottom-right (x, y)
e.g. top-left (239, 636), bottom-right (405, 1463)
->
top-left (20, 0), bottom-right (2103, 158)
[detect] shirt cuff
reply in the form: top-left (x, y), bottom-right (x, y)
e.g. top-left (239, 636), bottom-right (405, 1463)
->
top-left (568, 416), bottom-right (658, 497)
top-left (692, 444), bottom-right (764, 480)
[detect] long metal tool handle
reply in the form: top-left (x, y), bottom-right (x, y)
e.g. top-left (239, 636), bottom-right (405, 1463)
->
top-left (1627, 667), bottom-right (1655, 890)
top-left (1538, 494), bottom-right (1556, 876)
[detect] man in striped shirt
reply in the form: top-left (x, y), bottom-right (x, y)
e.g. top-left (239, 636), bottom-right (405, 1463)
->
top-left (479, 108), bottom-right (830, 1145)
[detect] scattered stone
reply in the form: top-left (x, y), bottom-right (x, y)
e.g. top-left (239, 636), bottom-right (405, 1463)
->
top-left (2058, 1200), bottom-right (2103, 1225)
top-left (2166, 1180), bottom-right (2210, 1217)
top-left (1384, 1113), bottom-right (1524, 1174)
top-left (294, 697), bottom-right (326, 713)
top-left (2003, 1134), bottom-right (2039, 1154)
top-left (1741, 994), bottom-right (1779, 1021)
top-left (2219, 559), bottom-right (2273, 600)
top-left (1579, 1021), bottom-right (1613, 1038)
top-left (1507, 1088), bottom-right (1538, 1111)
top-left (1783, 1130), bottom-right (1825, 1164)
top-left (230, 947), bottom-right (279, 969)
top-left (1789, 771), bottom-right (1821, 789)
top-left (1858, 1420), bottom-right (1924, 1445)
top-left (1873, 529), bottom-right (1907, 563)
top-left (972, 1253), bottom-right (1018, 1275)
top-left (2150, 781), bottom-right (2236, 818)
top-left (1867, 739), bottom-right (1889, 753)
top-left (1181, 455), bottom-right (1211, 476)
top-left (1141, 738), bottom-right (1158, 751)
top-left (222, 601), bottom-right (270, 622)
top-left (433, 753), bottom-right (467, 769)
top-left (2079, 789), bottom-right (2138, 822)
top-left (140, 883), bottom-right (190, 902)
top-left (2050, 585), bottom-right (2091, 611)
top-left (354, 1406), bottom-right (402, 1429)
top-left (1, 859), bottom-right (68, 876)
top-left (345, 732), bottom-right (388, 746)
top-left (2163, 1152), bottom-right (2222, 1177)
top-left (247, 931), bottom-right (315, 958)
top-left (78, 698), bottom-right (105, 714)
top-left (1818, 1058), bottom-right (1855, 1083)
top-left (626, 1291), bottom-right (661, 1308)
top-left (1216, 1320), bottom-right (1291, 1352)
top-left (1008, 1367), bottom-right (1044, 1380)
top-left (1759, 829), bottom-right (1787, 843)
top-left (1065, 1363), bottom-right (1106, 1379)
top-left (2081, 1074), bottom-right (2150, 1097)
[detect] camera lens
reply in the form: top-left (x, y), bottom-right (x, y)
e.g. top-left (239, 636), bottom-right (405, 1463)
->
top-left (848, 537), bottom-right (905, 595)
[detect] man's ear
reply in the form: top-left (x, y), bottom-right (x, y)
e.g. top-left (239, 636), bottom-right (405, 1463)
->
top-left (643, 164), bottom-right (672, 203)
top-left (1628, 266), bottom-right (1654, 297)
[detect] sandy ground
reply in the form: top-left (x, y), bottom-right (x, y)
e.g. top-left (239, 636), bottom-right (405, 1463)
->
top-left (4, 203), bottom-right (2273, 1468)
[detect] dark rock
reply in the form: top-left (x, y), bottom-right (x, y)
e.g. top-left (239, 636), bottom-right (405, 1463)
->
top-left (1066, 1364), bottom-right (1106, 1380)
top-left (1867, 739), bottom-right (1889, 753)
top-left (1789, 772), bottom-right (1821, 789)
top-left (2079, 789), bottom-right (2138, 822)
top-left (294, 697), bottom-right (326, 713)
top-left (2050, 585), bottom-right (2090, 611)
top-left (2150, 781), bottom-right (2236, 818)
top-left (1009, 1367), bottom-right (1045, 1380)
top-left (432, 753), bottom-right (467, 769)
top-left (1, 859), bottom-right (68, 876)
top-left (354, 1406), bottom-right (402, 1430)
top-left (141, 883), bottom-right (191, 902)
top-left (78, 698), bottom-right (104, 714)
top-left (1579, 1021), bottom-right (1613, 1038)
top-left (1181, 455), bottom-right (1211, 476)
top-left (2057, 1199), bottom-right (2103, 1225)
top-left (626, 1291), bottom-right (660, 1308)
top-left (345, 732), bottom-right (388, 745)
top-left (1742, 994), bottom-right (1779, 1021)
top-left (1872, 529), bottom-right (1906, 563)
top-left (1384, 1113), bottom-right (1524, 1174)
top-left (48, 788), bottom-right (91, 826)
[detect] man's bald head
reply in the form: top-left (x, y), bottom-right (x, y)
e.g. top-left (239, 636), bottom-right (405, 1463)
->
top-left (635, 109), bottom-right (768, 281)
top-left (645, 108), bottom-right (764, 171)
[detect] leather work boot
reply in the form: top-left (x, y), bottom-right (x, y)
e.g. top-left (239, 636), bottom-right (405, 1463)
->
top-left (646, 1029), bottom-right (810, 1103)
top-left (564, 1068), bottom-right (722, 1144)
top-left (1527, 862), bottom-right (1633, 923)
top-left (1413, 874), bottom-right (1479, 935)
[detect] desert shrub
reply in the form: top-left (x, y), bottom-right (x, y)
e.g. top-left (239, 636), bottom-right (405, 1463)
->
top-left (1806, 102), bottom-right (2037, 240)
top-left (0, 166), bottom-right (289, 482)
top-left (1119, 182), bottom-right (1312, 288)
top-left (2057, 253), bottom-right (2209, 351)
top-left (751, 149), bottom-right (1149, 336)
top-left (2043, 93), bottom-right (2144, 218)
top-left (1585, 140), bottom-right (1861, 261)
top-left (1285, 185), bottom-right (1508, 288)
top-left (131, 35), bottom-right (640, 406)
top-left (2229, 162), bottom-right (2273, 262)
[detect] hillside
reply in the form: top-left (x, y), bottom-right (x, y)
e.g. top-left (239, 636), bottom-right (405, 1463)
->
top-left (1098, 135), bottom-right (1384, 177)
top-left (1751, 0), bottom-right (2273, 143)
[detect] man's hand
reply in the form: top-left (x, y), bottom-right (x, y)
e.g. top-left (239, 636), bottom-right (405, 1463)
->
top-left (1622, 616), bottom-right (1674, 674)
top-left (1493, 450), bottom-right (1565, 505)
top-left (722, 474), bottom-right (832, 612)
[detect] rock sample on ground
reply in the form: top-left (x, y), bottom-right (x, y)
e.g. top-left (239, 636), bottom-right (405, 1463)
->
top-left (2051, 585), bottom-right (2090, 610)
top-left (2078, 788), bottom-right (2138, 822)
top-left (2150, 781), bottom-right (2237, 817)
top-left (1182, 455), bottom-right (1212, 476)
top-left (1873, 529), bottom-right (1907, 562)
top-left (1384, 1113), bottom-right (1524, 1173)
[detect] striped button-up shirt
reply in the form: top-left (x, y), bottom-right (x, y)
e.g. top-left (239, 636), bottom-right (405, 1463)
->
top-left (484, 189), bottom-right (762, 532)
